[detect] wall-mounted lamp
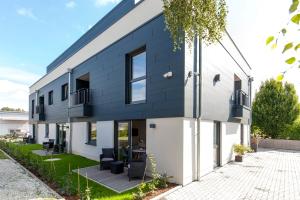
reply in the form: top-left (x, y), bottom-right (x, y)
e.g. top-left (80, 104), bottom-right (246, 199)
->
top-left (149, 124), bottom-right (156, 128)
top-left (213, 74), bottom-right (221, 83)
top-left (163, 71), bottom-right (173, 79)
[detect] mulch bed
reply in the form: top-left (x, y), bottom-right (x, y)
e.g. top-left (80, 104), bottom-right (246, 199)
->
top-left (143, 183), bottom-right (177, 200)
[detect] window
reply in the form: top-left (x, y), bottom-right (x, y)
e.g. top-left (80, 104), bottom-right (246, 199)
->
top-left (61, 84), bottom-right (68, 101)
top-left (31, 100), bottom-right (34, 118)
top-left (48, 91), bottom-right (53, 105)
top-left (127, 48), bottom-right (146, 103)
top-left (45, 124), bottom-right (49, 138)
top-left (87, 122), bottom-right (97, 145)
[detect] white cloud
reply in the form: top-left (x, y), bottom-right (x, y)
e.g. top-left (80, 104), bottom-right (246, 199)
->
top-left (66, 1), bottom-right (76, 8)
top-left (94, 0), bottom-right (120, 7)
top-left (0, 67), bottom-right (42, 111)
top-left (17, 8), bottom-right (38, 21)
top-left (0, 80), bottom-right (29, 111)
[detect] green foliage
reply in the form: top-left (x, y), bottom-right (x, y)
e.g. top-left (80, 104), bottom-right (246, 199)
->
top-left (252, 79), bottom-right (300, 138)
top-left (279, 117), bottom-right (300, 140)
top-left (163, 0), bottom-right (228, 50)
top-left (0, 107), bottom-right (25, 112)
top-left (266, 0), bottom-right (300, 78)
top-left (233, 144), bottom-right (251, 156)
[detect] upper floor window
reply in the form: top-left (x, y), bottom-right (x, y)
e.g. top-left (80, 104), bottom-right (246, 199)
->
top-left (61, 83), bottom-right (68, 101)
top-left (31, 100), bottom-right (34, 119)
top-left (45, 124), bottom-right (49, 138)
top-left (127, 47), bottom-right (146, 104)
top-left (48, 91), bottom-right (53, 105)
top-left (87, 122), bottom-right (97, 146)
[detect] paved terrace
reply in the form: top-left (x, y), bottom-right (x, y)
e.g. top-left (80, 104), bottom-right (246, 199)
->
top-left (163, 148), bottom-right (300, 200)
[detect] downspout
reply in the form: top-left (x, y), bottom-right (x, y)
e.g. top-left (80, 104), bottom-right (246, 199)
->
top-left (68, 68), bottom-right (73, 153)
top-left (196, 38), bottom-right (202, 181)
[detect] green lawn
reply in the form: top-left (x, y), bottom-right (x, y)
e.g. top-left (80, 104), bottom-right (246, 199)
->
top-left (14, 144), bottom-right (135, 200)
top-left (0, 150), bottom-right (7, 159)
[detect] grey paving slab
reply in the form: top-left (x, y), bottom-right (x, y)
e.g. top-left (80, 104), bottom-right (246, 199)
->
top-left (163, 148), bottom-right (300, 200)
top-left (74, 165), bottom-right (151, 193)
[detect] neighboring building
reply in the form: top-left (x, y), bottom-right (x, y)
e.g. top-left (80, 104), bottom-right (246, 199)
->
top-left (0, 112), bottom-right (29, 136)
top-left (29, 0), bottom-right (252, 185)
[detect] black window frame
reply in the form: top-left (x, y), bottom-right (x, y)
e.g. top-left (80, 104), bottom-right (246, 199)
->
top-left (31, 100), bottom-right (34, 119)
top-left (48, 91), bottom-right (53, 105)
top-left (45, 124), bottom-right (49, 138)
top-left (126, 46), bottom-right (147, 104)
top-left (87, 122), bottom-right (97, 146)
top-left (61, 83), bottom-right (68, 101)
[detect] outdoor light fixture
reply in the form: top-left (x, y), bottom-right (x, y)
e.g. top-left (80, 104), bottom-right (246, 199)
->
top-left (149, 124), bottom-right (156, 128)
top-left (214, 74), bottom-right (221, 82)
top-left (163, 71), bottom-right (173, 79)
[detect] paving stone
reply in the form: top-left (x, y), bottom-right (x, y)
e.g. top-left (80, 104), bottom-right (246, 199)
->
top-left (163, 148), bottom-right (300, 200)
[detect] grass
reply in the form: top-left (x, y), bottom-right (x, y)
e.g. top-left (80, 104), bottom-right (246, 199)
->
top-left (9, 144), bottom-right (135, 200)
top-left (0, 150), bottom-right (7, 159)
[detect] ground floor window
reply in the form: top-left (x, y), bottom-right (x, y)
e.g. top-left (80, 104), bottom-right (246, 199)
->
top-left (87, 122), bottom-right (97, 146)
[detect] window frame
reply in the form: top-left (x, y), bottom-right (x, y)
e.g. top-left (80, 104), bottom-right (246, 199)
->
top-left (45, 124), bottom-right (49, 138)
top-left (87, 122), bottom-right (97, 146)
top-left (126, 46), bottom-right (147, 104)
top-left (48, 91), bottom-right (53, 105)
top-left (61, 83), bottom-right (69, 101)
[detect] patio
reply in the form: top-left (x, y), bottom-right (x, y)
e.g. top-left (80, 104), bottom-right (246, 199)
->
top-left (74, 165), bottom-right (151, 193)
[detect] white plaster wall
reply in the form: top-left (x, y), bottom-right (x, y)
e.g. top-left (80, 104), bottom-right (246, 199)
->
top-left (221, 122), bottom-right (241, 165)
top-left (0, 120), bottom-right (29, 135)
top-left (182, 118), bottom-right (197, 185)
top-left (49, 124), bottom-right (56, 140)
top-left (199, 120), bottom-right (214, 177)
top-left (244, 124), bottom-right (250, 146)
top-left (37, 124), bottom-right (46, 144)
top-left (147, 118), bottom-right (183, 184)
top-left (71, 121), bottom-right (114, 161)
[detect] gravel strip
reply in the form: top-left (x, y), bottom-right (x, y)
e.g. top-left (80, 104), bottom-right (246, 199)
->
top-left (0, 151), bottom-right (62, 200)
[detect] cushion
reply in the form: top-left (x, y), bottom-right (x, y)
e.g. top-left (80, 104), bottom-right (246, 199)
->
top-left (102, 158), bottom-right (114, 161)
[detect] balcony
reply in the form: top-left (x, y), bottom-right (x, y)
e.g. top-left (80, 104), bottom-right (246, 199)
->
top-left (69, 88), bottom-right (93, 118)
top-left (35, 104), bottom-right (45, 121)
top-left (232, 90), bottom-right (250, 119)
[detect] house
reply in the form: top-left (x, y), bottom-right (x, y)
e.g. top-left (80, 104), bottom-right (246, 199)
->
top-left (29, 0), bottom-right (252, 186)
top-left (0, 111), bottom-right (29, 136)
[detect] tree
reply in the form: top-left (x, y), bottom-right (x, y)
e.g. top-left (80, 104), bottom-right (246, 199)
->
top-left (163, 0), bottom-right (228, 50)
top-left (0, 107), bottom-right (25, 112)
top-left (266, 0), bottom-right (300, 80)
top-left (252, 79), bottom-right (300, 138)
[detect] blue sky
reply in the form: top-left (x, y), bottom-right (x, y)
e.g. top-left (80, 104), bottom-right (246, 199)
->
top-left (0, 0), bottom-right (120, 109)
top-left (0, 0), bottom-right (299, 110)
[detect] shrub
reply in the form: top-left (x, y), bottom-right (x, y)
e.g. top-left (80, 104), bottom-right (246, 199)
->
top-left (279, 118), bottom-right (300, 140)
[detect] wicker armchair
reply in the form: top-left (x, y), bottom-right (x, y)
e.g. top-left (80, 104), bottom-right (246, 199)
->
top-left (100, 148), bottom-right (115, 170)
top-left (128, 153), bottom-right (147, 181)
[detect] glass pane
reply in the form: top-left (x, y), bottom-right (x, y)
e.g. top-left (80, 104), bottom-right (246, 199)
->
top-left (131, 79), bottom-right (146, 102)
top-left (132, 52), bottom-right (146, 79)
top-left (118, 122), bottom-right (129, 161)
top-left (91, 123), bottom-right (97, 141)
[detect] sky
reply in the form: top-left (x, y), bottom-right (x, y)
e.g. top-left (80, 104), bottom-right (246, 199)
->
top-left (0, 0), bottom-right (298, 111)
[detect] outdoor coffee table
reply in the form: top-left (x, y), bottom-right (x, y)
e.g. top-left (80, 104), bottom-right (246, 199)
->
top-left (110, 161), bottom-right (124, 174)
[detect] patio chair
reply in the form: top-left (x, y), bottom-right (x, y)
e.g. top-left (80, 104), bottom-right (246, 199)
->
top-left (128, 153), bottom-right (147, 181)
top-left (100, 148), bottom-right (115, 170)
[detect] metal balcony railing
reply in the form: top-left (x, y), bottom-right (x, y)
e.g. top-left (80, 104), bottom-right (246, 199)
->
top-left (35, 104), bottom-right (45, 114)
top-left (71, 88), bottom-right (91, 106)
top-left (234, 90), bottom-right (249, 108)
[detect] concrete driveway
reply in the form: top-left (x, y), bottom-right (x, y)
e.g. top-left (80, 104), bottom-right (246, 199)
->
top-left (163, 148), bottom-right (300, 200)
top-left (0, 152), bottom-right (61, 200)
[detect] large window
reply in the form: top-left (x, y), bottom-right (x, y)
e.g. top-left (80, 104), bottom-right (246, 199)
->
top-left (31, 100), bottom-right (34, 119)
top-left (61, 84), bottom-right (68, 101)
top-left (127, 48), bottom-right (146, 104)
top-left (45, 124), bottom-right (49, 138)
top-left (48, 91), bottom-right (53, 105)
top-left (87, 122), bottom-right (97, 145)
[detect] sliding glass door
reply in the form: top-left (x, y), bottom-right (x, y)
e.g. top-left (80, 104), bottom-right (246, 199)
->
top-left (117, 122), bottom-right (132, 162)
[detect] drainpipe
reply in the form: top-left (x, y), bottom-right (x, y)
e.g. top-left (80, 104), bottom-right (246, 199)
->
top-left (68, 68), bottom-right (73, 153)
top-left (196, 38), bottom-right (202, 181)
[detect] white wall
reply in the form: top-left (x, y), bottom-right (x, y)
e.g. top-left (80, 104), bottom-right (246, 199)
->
top-left (71, 121), bottom-right (114, 161)
top-left (37, 124), bottom-right (46, 144)
top-left (146, 117), bottom-right (197, 186)
top-left (0, 120), bottom-right (29, 135)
